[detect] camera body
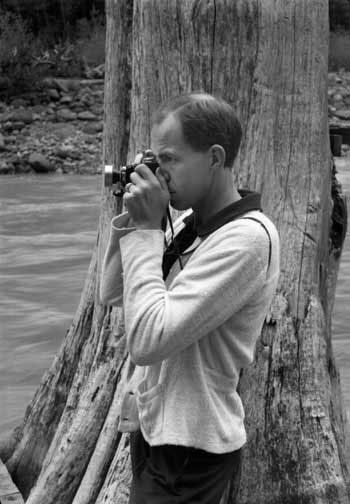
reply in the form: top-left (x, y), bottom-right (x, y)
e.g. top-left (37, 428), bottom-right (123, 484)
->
top-left (104, 150), bottom-right (159, 189)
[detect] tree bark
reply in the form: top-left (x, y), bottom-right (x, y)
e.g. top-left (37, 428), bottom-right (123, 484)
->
top-left (0, 1), bottom-right (349, 503)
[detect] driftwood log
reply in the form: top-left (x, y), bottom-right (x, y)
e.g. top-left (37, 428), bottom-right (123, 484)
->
top-left (0, 1), bottom-right (349, 503)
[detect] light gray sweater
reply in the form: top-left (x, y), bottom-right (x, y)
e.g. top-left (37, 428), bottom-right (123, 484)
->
top-left (100, 209), bottom-right (280, 453)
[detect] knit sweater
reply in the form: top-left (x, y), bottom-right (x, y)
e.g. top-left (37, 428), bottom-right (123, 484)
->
top-left (100, 199), bottom-right (280, 454)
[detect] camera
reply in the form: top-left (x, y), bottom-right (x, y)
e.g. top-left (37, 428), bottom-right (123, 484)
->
top-left (104, 150), bottom-right (159, 190)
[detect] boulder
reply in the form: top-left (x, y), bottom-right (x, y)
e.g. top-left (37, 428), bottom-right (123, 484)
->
top-left (0, 161), bottom-right (13, 174)
top-left (47, 88), bottom-right (60, 101)
top-left (77, 111), bottom-right (97, 121)
top-left (54, 79), bottom-right (81, 93)
top-left (55, 145), bottom-right (82, 160)
top-left (9, 110), bottom-right (34, 124)
top-left (82, 122), bottom-right (103, 134)
top-left (56, 108), bottom-right (77, 121)
top-left (334, 109), bottom-right (350, 120)
top-left (11, 98), bottom-right (28, 108)
top-left (0, 112), bottom-right (10, 123)
top-left (60, 95), bottom-right (73, 104)
top-left (28, 153), bottom-right (55, 173)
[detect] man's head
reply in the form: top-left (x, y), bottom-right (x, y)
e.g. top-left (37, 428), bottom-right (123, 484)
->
top-left (150, 92), bottom-right (242, 215)
top-left (152, 93), bottom-right (242, 169)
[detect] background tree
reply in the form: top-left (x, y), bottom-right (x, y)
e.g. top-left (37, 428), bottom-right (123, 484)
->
top-left (0, 1), bottom-right (349, 503)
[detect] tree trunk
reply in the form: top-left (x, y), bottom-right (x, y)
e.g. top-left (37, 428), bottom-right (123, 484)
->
top-left (1, 1), bottom-right (349, 503)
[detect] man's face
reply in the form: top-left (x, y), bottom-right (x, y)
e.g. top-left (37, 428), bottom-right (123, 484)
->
top-left (151, 113), bottom-right (212, 211)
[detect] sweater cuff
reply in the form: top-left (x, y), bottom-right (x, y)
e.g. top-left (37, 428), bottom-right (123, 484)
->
top-left (120, 229), bottom-right (165, 258)
top-left (110, 211), bottom-right (136, 236)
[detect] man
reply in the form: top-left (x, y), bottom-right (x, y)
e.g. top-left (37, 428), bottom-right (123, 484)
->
top-left (100, 93), bottom-right (280, 503)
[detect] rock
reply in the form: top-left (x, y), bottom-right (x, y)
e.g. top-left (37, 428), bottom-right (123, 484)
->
top-left (90, 105), bottom-right (102, 117)
top-left (47, 88), bottom-right (60, 100)
top-left (42, 77), bottom-right (57, 88)
top-left (334, 109), bottom-right (350, 120)
top-left (60, 95), bottom-right (73, 104)
top-left (54, 78), bottom-right (81, 92)
top-left (28, 153), bottom-right (55, 173)
top-left (5, 135), bottom-right (16, 143)
top-left (333, 93), bottom-right (343, 102)
top-left (32, 104), bottom-right (47, 114)
top-left (3, 121), bottom-right (14, 131)
top-left (11, 98), bottom-right (28, 108)
top-left (81, 122), bottom-right (103, 134)
top-left (77, 111), bottom-right (97, 121)
top-left (334, 101), bottom-right (345, 110)
top-left (79, 93), bottom-right (94, 106)
top-left (55, 145), bottom-right (82, 160)
top-left (54, 79), bottom-right (70, 93)
top-left (0, 161), bottom-right (13, 174)
top-left (56, 108), bottom-right (77, 121)
top-left (0, 112), bottom-right (10, 123)
top-left (47, 122), bottom-right (77, 140)
top-left (9, 110), bottom-right (34, 124)
top-left (12, 121), bottom-right (26, 130)
top-left (0, 132), bottom-right (5, 149)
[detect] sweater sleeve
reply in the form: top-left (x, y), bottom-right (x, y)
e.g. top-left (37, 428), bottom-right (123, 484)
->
top-left (99, 212), bottom-right (136, 306)
top-left (120, 222), bottom-right (269, 365)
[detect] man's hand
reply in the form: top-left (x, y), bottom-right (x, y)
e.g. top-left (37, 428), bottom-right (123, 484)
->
top-left (123, 164), bottom-right (170, 230)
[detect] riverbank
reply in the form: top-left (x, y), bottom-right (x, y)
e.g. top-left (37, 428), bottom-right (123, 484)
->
top-left (0, 72), bottom-right (350, 176)
top-left (0, 77), bottom-right (103, 175)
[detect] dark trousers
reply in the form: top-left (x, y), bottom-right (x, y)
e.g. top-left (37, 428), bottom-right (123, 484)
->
top-left (129, 430), bottom-right (241, 504)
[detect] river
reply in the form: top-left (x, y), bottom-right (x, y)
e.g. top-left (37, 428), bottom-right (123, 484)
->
top-left (0, 166), bottom-right (349, 441)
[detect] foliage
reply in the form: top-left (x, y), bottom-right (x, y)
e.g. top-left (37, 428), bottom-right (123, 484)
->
top-left (75, 8), bottom-right (105, 68)
top-left (329, 30), bottom-right (350, 71)
top-left (0, 8), bottom-right (40, 91)
top-left (0, 6), bottom-right (105, 95)
top-left (2, 1), bottom-right (348, 93)
top-left (32, 43), bottom-right (86, 79)
top-left (31, 10), bottom-right (105, 78)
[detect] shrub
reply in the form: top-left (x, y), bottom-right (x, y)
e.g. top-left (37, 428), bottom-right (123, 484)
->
top-left (31, 10), bottom-right (105, 79)
top-left (75, 10), bottom-right (105, 68)
top-left (0, 8), bottom-right (41, 92)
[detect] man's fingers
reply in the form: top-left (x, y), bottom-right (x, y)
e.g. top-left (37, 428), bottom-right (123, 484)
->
top-left (134, 163), bottom-right (157, 180)
top-left (129, 170), bottom-right (147, 187)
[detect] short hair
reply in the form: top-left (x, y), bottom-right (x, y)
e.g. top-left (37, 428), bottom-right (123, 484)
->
top-left (152, 93), bottom-right (242, 167)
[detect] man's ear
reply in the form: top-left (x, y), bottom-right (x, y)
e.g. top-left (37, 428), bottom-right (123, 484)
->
top-left (209, 144), bottom-right (226, 169)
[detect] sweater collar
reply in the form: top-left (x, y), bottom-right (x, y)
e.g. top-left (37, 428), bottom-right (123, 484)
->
top-left (183, 190), bottom-right (262, 237)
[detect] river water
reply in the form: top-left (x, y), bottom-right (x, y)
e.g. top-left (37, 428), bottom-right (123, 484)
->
top-left (0, 167), bottom-right (349, 441)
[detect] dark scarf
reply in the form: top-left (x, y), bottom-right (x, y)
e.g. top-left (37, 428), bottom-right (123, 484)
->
top-left (162, 191), bottom-right (262, 279)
